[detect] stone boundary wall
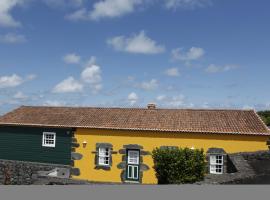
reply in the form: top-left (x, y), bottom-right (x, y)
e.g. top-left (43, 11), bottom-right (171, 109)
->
top-left (198, 150), bottom-right (270, 184)
top-left (0, 159), bottom-right (71, 185)
top-left (1, 150), bottom-right (270, 185)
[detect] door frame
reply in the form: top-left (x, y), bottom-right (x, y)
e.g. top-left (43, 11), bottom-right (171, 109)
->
top-left (125, 149), bottom-right (140, 182)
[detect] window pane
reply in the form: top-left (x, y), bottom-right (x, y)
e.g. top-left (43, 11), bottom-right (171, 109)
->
top-left (99, 157), bottom-right (105, 164)
top-left (128, 166), bottom-right (133, 178)
top-left (133, 166), bottom-right (138, 179)
top-left (128, 151), bottom-right (139, 164)
top-left (210, 155), bottom-right (216, 164)
top-left (210, 154), bottom-right (223, 165)
top-left (210, 165), bottom-right (216, 173)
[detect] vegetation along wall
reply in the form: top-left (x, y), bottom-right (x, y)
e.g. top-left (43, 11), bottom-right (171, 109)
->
top-left (0, 126), bottom-right (72, 165)
top-left (73, 128), bottom-right (269, 184)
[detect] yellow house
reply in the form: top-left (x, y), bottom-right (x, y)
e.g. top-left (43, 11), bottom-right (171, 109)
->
top-left (0, 105), bottom-right (269, 184)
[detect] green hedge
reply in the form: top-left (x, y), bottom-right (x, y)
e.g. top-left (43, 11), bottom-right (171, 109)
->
top-left (152, 147), bottom-right (206, 184)
top-left (258, 111), bottom-right (270, 126)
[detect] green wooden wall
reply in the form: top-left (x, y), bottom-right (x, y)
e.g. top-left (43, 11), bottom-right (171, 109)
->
top-left (0, 126), bottom-right (72, 165)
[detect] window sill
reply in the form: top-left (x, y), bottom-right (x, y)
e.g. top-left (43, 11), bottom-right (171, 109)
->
top-left (95, 165), bottom-right (111, 171)
top-left (124, 180), bottom-right (140, 184)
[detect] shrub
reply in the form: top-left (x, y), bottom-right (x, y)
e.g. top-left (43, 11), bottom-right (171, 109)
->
top-left (152, 147), bottom-right (206, 184)
top-left (258, 111), bottom-right (270, 126)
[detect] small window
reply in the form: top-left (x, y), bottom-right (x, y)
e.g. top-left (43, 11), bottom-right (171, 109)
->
top-left (209, 155), bottom-right (223, 174)
top-left (127, 150), bottom-right (139, 165)
top-left (98, 147), bottom-right (110, 166)
top-left (42, 132), bottom-right (56, 147)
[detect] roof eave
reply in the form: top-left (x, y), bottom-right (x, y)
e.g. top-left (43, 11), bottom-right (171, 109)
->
top-left (0, 122), bottom-right (270, 136)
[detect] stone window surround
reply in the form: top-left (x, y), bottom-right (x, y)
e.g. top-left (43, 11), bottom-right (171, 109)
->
top-left (206, 148), bottom-right (227, 175)
top-left (98, 147), bottom-right (111, 166)
top-left (92, 143), bottom-right (117, 170)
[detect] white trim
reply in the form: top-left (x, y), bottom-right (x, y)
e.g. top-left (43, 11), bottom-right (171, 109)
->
top-left (124, 180), bottom-right (140, 184)
top-left (98, 147), bottom-right (110, 166)
top-left (127, 150), bottom-right (139, 165)
top-left (42, 132), bottom-right (56, 147)
top-left (127, 165), bottom-right (139, 180)
top-left (209, 154), bottom-right (223, 174)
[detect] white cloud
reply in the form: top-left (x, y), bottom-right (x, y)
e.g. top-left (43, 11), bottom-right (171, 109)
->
top-left (156, 94), bottom-right (192, 108)
top-left (242, 105), bottom-right (254, 110)
top-left (26, 74), bottom-right (37, 81)
top-left (137, 79), bottom-right (158, 90)
top-left (156, 95), bottom-right (166, 101)
top-left (43, 100), bottom-right (67, 107)
top-left (63, 53), bottom-right (81, 64)
top-left (0, 74), bottom-right (24, 88)
top-left (165, 0), bottom-right (211, 10)
top-left (128, 92), bottom-right (138, 105)
top-left (66, 0), bottom-right (212, 22)
top-left (43, 0), bottom-right (84, 9)
top-left (13, 91), bottom-right (28, 99)
top-left (84, 56), bottom-right (97, 67)
top-left (165, 67), bottom-right (180, 77)
top-left (90, 0), bottom-right (143, 20)
top-left (54, 55), bottom-right (102, 94)
top-left (81, 64), bottom-right (103, 93)
top-left (107, 30), bottom-right (165, 54)
top-left (0, 0), bottom-right (28, 27)
top-left (66, 0), bottom-right (143, 21)
top-left (52, 76), bottom-right (83, 93)
top-left (166, 94), bottom-right (186, 107)
top-left (0, 33), bottom-right (26, 44)
top-left (65, 8), bottom-right (87, 21)
top-left (172, 47), bottom-right (204, 61)
top-left (205, 64), bottom-right (238, 73)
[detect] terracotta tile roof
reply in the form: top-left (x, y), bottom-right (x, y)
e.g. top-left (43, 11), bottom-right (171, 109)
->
top-left (0, 106), bottom-right (269, 136)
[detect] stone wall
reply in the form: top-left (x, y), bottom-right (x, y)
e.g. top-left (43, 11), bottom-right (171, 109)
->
top-left (0, 159), bottom-right (71, 185)
top-left (198, 150), bottom-right (270, 184)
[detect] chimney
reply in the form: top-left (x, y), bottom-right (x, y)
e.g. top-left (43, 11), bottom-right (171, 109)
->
top-left (147, 103), bottom-right (156, 109)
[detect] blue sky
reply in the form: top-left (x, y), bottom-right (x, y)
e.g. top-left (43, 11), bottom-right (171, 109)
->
top-left (0, 0), bottom-right (270, 114)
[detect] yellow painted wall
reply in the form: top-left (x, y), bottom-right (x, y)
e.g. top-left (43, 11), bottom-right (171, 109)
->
top-left (73, 128), bottom-right (269, 184)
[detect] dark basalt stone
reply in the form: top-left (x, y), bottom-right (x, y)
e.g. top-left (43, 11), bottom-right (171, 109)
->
top-left (70, 160), bottom-right (74, 167)
top-left (94, 166), bottom-right (111, 171)
top-left (119, 149), bottom-right (126, 154)
top-left (140, 151), bottom-right (151, 156)
top-left (117, 162), bottom-right (126, 169)
top-left (140, 164), bottom-right (150, 171)
top-left (96, 143), bottom-right (113, 148)
top-left (123, 144), bottom-right (143, 150)
top-left (70, 168), bottom-right (80, 176)
top-left (71, 152), bottom-right (83, 160)
top-left (206, 147), bottom-right (226, 154)
top-left (71, 138), bottom-right (77, 143)
top-left (71, 142), bottom-right (80, 148)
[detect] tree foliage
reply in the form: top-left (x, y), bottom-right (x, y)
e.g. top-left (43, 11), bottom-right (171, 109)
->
top-left (258, 111), bottom-right (270, 126)
top-left (152, 147), bottom-right (206, 184)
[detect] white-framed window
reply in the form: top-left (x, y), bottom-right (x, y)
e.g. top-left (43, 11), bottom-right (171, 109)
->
top-left (42, 132), bottom-right (56, 147)
top-left (127, 150), bottom-right (139, 165)
top-left (98, 147), bottom-right (110, 166)
top-left (209, 154), bottom-right (223, 174)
